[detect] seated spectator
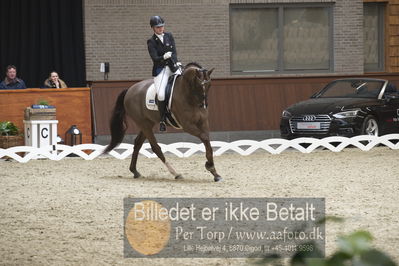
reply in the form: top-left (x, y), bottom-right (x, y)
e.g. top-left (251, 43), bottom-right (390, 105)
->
top-left (0, 65), bottom-right (27, 90)
top-left (43, 71), bottom-right (67, 88)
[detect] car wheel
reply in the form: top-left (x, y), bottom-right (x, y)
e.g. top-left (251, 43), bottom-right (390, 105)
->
top-left (361, 115), bottom-right (379, 136)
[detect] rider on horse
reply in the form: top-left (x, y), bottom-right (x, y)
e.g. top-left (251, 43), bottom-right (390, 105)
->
top-left (147, 15), bottom-right (181, 132)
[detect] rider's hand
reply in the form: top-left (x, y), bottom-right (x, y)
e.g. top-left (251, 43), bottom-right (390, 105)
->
top-left (176, 62), bottom-right (182, 67)
top-left (163, 52), bottom-right (172, 60)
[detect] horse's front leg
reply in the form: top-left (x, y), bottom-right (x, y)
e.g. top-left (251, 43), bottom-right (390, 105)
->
top-left (201, 137), bottom-right (222, 182)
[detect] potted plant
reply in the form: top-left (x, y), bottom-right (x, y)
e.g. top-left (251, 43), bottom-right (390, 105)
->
top-left (0, 121), bottom-right (24, 148)
top-left (36, 99), bottom-right (50, 106)
top-left (24, 99), bottom-right (56, 121)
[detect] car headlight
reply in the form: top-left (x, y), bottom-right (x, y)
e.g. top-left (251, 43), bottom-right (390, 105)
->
top-left (333, 109), bottom-right (360, 119)
top-left (282, 110), bottom-right (292, 118)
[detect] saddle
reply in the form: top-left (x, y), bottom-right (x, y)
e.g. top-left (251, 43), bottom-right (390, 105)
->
top-left (145, 74), bottom-right (182, 129)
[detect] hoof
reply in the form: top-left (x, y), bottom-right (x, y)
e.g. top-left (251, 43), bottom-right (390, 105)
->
top-left (175, 174), bottom-right (184, 180)
top-left (214, 176), bottom-right (223, 182)
top-left (133, 172), bottom-right (143, 179)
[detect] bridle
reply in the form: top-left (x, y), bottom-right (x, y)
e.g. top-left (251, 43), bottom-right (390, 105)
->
top-left (196, 68), bottom-right (211, 108)
top-left (181, 64), bottom-right (212, 108)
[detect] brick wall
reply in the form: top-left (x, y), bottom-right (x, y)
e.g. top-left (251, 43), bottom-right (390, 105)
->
top-left (333, 0), bottom-right (364, 74)
top-left (84, 0), bottom-right (366, 81)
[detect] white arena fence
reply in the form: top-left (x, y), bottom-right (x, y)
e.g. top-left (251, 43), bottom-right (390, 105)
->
top-left (1, 134), bottom-right (399, 163)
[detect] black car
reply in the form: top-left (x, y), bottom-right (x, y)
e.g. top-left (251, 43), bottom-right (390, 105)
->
top-left (280, 78), bottom-right (399, 139)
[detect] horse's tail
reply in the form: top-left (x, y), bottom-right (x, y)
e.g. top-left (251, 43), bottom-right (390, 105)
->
top-left (103, 89), bottom-right (128, 154)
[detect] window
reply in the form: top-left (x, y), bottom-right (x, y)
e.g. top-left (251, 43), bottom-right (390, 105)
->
top-left (230, 4), bottom-right (332, 74)
top-left (364, 3), bottom-right (385, 72)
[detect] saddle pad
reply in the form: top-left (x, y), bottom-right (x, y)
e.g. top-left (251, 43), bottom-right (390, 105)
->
top-left (145, 74), bottom-right (179, 111)
top-left (145, 76), bottom-right (182, 129)
top-left (145, 84), bottom-right (158, 111)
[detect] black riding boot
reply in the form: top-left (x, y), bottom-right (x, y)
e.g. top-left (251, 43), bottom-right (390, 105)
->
top-left (158, 100), bottom-right (167, 132)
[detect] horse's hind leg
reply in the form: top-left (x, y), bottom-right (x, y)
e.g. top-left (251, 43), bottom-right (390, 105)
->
top-left (143, 129), bottom-right (183, 179)
top-left (130, 131), bottom-right (146, 178)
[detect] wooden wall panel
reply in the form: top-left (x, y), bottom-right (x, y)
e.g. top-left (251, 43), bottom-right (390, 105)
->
top-left (207, 77), bottom-right (330, 131)
top-left (88, 80), bottom-right (138, 136)
top-left (0, 88), bottom-right (92, 144)
top-left (90, 74), bottom-right (399, 136)
top-left (365, 0), bottom-right (399, 72)
top-left (387, 0), bottom-right (399, 72)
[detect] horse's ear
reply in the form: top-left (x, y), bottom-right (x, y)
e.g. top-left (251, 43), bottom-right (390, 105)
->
top-left (208, 68), bottom-right (215, 76)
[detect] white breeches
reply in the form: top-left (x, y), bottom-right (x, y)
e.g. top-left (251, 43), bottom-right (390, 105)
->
top-left (154, 66), bottom-right (182, 101)
top-left (154, 66), bottom-right (172, 101)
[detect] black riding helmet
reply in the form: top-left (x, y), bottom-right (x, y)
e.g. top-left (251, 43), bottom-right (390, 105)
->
top-left (150, 16), bottom-right (165, 28)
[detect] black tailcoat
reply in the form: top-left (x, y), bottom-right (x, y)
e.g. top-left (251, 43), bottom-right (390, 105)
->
top-left (147, 32), bottom-right (178, 76)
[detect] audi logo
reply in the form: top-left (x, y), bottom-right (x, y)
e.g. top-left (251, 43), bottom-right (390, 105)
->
top-left (303, 115), bottom-right (317, 121)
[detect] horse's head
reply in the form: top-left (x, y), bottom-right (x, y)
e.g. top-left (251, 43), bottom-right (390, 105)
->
top-left (182, 62), bottom-right (215, 108)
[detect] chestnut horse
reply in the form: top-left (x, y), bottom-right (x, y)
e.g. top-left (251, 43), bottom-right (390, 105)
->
top-left (103, 63), bottom-right (222, 182)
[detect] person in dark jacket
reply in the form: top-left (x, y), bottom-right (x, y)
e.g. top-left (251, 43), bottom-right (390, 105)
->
top-left (0, 65), bottom-right (26, 90)
top-left (147, 15), bottom-right (181, 131)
